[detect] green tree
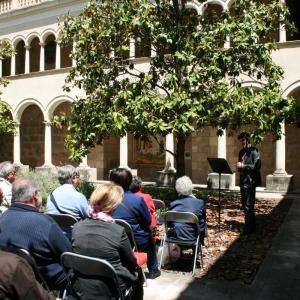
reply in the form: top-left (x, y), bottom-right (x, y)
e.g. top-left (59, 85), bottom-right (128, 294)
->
top-left (0, 39), bottom-right (15, 135)
top-left (60, 0), bottom-right (295, 176)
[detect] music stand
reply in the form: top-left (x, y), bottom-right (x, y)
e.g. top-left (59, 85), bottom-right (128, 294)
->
top-left (207, 157), bottom-right (233, 230)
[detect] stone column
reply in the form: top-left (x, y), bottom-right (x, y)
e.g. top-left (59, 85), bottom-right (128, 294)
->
top-left (43, 121), bottom-right (53, 166)
top-left (13, 122), bottom-right (21, 165)
top-left (11, 54), bottom-right (15, 76)
top-left (279, 0), bottom-right (287, 42)
top-left (207, 129), bottom-right (235, 189)
top-left (164, 133), bottom-right (175, 171)
top-left (119, 134), bottom-right (129, 168)
top-left (217, 132), bottom-right (226, 159)
top-left (0, 59), bottom-right (2, 77)
top-left (274, 123), bottom-right (287, 176)
top-left (79, 155), bottom-right (88, 168)
top-left (55, 42), bottom-right (61, 69)
top-left (130, 38), bottom-right (135, 59)
top-left (72, 40), bottom-right (76, 67)
top-left (266, 122), bottom-right (293, 191)
top-left (156, 133), bottom-right (176, 187)
top-left (39, 42), bottom-right (45, 71)
top-left (25, 45), bottom-right (30, 74)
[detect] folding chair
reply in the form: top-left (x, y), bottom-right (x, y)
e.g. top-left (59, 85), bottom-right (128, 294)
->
top-left (61, 252), bottom-right (127, 300)
top-left (152, 199), bottom-right (166, 210)
top-left (152, 199), bottom-right (166, 225)
top-left (0, 246), bottom-right (51, 291)
top-left (45, 213), bottom-right (78, 240)
top-left (115, 219), bottom-right (148, 286)
top-left (159, 211), bottom-right (203, 276)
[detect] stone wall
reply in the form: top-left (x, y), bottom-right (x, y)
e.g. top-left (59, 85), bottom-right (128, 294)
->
top-left (52, 102), bottom-right (74, 166)
top-left (20, 105), bottom-right (44, 167)
top-left (0, 134), bottom-right (13, 162)
top-left (191, 127), bottom-right (217, 184)
top-left (88, 144), bottom-right (104, 179)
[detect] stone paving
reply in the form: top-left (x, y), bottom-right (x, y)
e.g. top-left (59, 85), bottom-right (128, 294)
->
top-left (144, 192), bottom-right (300, 300)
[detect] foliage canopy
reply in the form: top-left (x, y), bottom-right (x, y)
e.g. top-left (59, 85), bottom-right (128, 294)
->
top-left (0, 39), bottom-right (15, 135)
top-left (60, 0), bottom-right (295, 175)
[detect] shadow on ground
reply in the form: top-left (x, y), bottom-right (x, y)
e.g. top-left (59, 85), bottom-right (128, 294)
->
top-left (161, 193), bottom-right (294, 300)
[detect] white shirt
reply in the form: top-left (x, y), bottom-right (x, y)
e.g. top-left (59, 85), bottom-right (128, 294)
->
top-left (0, 178), bottom-right (12, 209)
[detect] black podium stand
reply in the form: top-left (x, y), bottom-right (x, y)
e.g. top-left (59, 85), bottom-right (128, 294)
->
top-left (207, 157), bottom-right (233, 230)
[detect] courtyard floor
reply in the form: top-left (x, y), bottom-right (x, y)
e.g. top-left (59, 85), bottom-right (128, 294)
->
top-left (144, 191), bottom-right (300, 300)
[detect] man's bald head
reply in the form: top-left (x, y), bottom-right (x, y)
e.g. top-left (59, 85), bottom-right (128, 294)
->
top-left (12, 178), bottom-right (37, 204)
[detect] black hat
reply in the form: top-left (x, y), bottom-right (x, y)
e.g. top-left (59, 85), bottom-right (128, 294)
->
top-left (238, 131), bottom-right (250, 141)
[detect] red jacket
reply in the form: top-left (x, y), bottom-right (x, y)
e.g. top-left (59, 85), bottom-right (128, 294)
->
top-left (135, 191), bottom-right (157, 228)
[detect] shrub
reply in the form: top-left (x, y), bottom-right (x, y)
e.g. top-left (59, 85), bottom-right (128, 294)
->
top-left (78, 180), bottom-right (95, 201)
top-left (17, 169), bottom-right (59, 207)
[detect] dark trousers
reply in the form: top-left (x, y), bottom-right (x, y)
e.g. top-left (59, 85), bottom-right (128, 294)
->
top-left (138, 238), bottom-right (159, 274)
top-left (240, 183), bottom-right (256, 233)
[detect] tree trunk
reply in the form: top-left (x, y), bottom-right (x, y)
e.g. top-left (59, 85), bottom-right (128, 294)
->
top-left (176, 133), bottom-right (186, 177)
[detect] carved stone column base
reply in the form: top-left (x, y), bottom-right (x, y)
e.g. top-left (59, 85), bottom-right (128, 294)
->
top-left (14, 164), bottom-right (29, 173)
top-left (156, 170), bottom-right (177, 187)
top-left (266, 174), bottom-right (293, 192)
top-left (77, 166), bottom-right (98, 181)
top-left (35, 165), bottom-right (56, 175)
top-left (207, 173), bottom-right (236, 190)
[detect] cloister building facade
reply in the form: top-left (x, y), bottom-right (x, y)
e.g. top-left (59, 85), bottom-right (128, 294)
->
top-left (0, 0), bottom-right (300, 191)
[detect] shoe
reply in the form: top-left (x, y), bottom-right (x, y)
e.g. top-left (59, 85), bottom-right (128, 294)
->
top-left (148, 270), bottom-right (161, 279)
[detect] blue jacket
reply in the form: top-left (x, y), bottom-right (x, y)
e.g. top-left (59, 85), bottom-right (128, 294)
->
top-left (0, 203), bottom-right (72, 285)
top-left (170, 196), bottom-right (206, 244)
top-left (113, 191), bottom-right (152, 246)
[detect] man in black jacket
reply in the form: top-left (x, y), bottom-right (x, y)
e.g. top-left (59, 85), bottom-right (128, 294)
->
top-left (237, 132), bottom-right (262, 235)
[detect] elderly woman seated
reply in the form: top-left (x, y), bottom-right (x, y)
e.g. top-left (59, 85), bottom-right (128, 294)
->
top-left (110, 168), bottom-right (161, 280)
top-left (170, 176), bottom-right (206, 245)
top-left (71, 182), bottom-right (143, 299)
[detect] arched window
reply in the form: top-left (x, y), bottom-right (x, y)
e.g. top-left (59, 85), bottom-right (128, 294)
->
top-left (286, 0), bottom-right (300, 41)
top-left (2, 57), bottom-right (11, 76)
top-left (29, 37), bottom-right (40, 72)
top-left (44, 34), bottom-right (56, 70)
top-left (60, 39), bottom-right (73, 68)
top-left (135, 36), bottom-right (151, 58)
top-left (15, 40), bottom-right (25, 75)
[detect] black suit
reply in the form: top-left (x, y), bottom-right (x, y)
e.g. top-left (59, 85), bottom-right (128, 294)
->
top-left (72, 218), bottom-right (140, 299)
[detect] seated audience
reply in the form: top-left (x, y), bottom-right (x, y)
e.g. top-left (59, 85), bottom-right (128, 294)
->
top-left (110, 168), bottom-right (161, 279)
top-left (47, 165), bottom-right (89, 220)
top-left (0, 161), bottom-right (16, 211)
top-left (170, 176), bottom-right (206, 245)
top-left (72, 182), bottom-right (143, 299)
top-left (0, 187), bottom-right (4, 214)
top-left (130, 176), bottom-right (156, 228)
top-left (0, 251), bottom-right (61, 300)
top-left (0, 178), bottom-right (72, 291)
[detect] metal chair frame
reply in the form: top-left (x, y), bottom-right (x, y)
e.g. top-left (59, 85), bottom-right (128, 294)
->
top-left (61, 252), bottom-right (126, 300)
top-left (115, 219), bottom-right (148, 286)
top-left (159, 211), bottom-right (203, 276)
top-left (152, 199), bottom-right (166, 210)
top-left (0, 246), bottom-right (51, 291)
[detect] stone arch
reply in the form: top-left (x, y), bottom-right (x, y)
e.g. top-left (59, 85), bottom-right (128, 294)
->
top-left (12, 35), bottom-right (25, 48)
top-left (44, 34), bottom-right (56, 70)
top-left (29, 36), bottom-right (41, 72)
top-left (26, 32), bottom-right (41, 45)
top-left (0, 102), bottom-right (13, 162)
top-left (200, 0), bottom-right (225, 15)
top-left (19, 104), bottom-right (45, 168)
top-left (286, 0), bottom-right (300, 41)
top-left (285, 85), bottom-right (300, 190)
top-left (15, 39), bottom-right (26, 75)
top-left (186, 1), bottom-right (201, 15)
top-left (41, 29), bottom-right (57, 43)
top-left (47, 96), bottom-right (74, 166)
top-left (14, 98), bottom-right (46, 122)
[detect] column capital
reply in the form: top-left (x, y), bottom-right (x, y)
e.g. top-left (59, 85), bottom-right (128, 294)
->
top-left (43, 121), bottom-right (51, 126)
top-left (24, 45), bottom-right (31, 50)
top-left (39, 42), bottom-right (46, 47)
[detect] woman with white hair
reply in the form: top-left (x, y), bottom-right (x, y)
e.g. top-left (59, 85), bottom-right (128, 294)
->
top-left (170, 176), bottom-right (206, 244)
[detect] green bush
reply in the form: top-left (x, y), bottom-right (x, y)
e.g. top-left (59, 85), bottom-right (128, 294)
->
top-left (78, 180), bottom-right (95, 201)
top-left (142, 186), bottom-right (218, 207)
top-left (17, 169), bottom-right (59, 207)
